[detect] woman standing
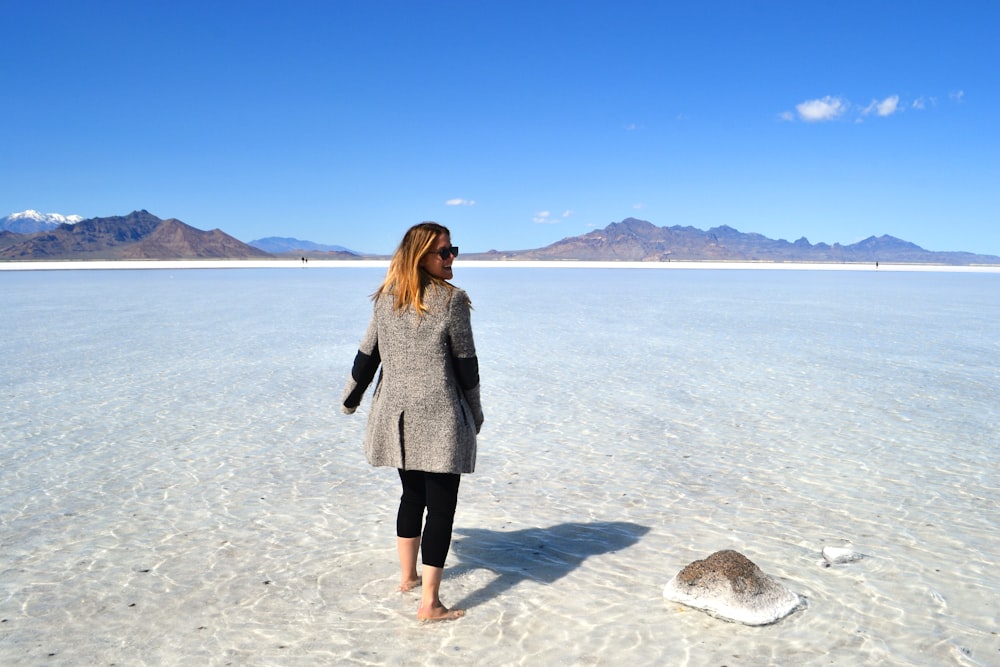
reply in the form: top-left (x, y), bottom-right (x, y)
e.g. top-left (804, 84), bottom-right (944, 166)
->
top-left (342, 222), bottom-right (483, 621)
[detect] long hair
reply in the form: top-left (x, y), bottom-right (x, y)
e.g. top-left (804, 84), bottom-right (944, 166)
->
top-left (375, 222), bottom-right (452, 314)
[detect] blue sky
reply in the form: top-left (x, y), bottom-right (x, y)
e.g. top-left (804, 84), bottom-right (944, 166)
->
top-left (4, 1), bottom-right (998, 255)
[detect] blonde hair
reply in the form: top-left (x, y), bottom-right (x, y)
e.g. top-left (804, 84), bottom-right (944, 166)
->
top-left (375, 222), bottom-right (452, 314)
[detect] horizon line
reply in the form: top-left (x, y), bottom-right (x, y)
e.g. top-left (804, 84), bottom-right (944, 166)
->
top-left (2, 259), bottom-right (998, 273)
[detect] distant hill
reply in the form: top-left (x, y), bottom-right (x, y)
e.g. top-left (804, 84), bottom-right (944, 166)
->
top-left (0, 211), bottom-right (272, 260)
top-left (249, 236), bottom-right (359, 258)
top-left (1, 210), bottom-right (83, 234)
top-left (471, 218), bottom-right (1000, 265)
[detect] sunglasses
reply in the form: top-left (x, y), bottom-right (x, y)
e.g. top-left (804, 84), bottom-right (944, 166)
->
top-left (432, 246), bottom-right (459, 260)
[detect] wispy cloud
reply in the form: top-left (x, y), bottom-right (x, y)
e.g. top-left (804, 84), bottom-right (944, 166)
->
top-left (445, 198), bottom-right (475, 206)
top-left (794, 96), bottom-right (848, 122)
top-left (863, 94), bottom-right (900, 117)
top-left (783, 90), bottom-right (963, 123)
top-left (532, 209), bottom-right (572, 224)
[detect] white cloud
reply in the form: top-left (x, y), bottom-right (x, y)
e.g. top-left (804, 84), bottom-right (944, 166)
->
top-left (531, 210), bottom-right (571, 223)
top-left (787, 92), bottom-right (934, 123)
top-left (862, 94), bottom-right (901, 117)
top-left (796, 96), bottom-right (847, 122)
top-left (950, 89), bottom-right (965, 102)
top-left (876, 94), bottom-right (900, 116)
top-left (632, 203), bottom-right (646, 210)
top-left (445, 198), bottom-right (475, 206)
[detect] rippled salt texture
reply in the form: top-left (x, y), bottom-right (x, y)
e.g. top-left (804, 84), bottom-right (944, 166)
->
top-left (1, 267), bottom-right (997, 666)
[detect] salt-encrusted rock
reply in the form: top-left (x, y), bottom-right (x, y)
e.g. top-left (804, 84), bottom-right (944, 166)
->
top-left (821, 546), bottom-right (865, 566)
top-left (663, 550), bottom-right (803, 626)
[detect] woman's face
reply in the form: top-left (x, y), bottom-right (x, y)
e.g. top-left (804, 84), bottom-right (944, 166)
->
top-left (419, 233), bottom-right (455, 281)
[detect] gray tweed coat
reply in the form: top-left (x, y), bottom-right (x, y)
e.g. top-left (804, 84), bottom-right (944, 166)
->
top-left (342, 283), bottom-right (483, 474)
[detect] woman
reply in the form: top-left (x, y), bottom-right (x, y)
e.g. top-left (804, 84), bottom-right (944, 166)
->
top-left (342, 222), bottom-right (484, 621)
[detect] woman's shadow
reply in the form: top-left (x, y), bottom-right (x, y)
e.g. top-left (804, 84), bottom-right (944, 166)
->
top-left (448, 521), bottom-right (650, 610)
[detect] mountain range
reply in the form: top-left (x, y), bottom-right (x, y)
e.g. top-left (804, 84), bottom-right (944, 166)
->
top-left (247, 236), bottom-right (358, 257)
top-left (2, 210), bottom-right (998, 265)
top-left (477, 218), bottom-right (1000, 265)
top-left (0, 211), bottom-right (269, 260)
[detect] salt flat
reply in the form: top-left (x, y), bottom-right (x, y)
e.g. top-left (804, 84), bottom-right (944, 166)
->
top-left (1, 267), bottom-right (997, 665)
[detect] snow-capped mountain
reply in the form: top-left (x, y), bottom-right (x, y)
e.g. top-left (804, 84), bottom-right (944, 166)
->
top-left (1, 210), bottom-right (84, 234)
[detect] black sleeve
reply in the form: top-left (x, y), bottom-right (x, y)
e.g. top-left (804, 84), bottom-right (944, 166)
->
top-left (343, 344), bottom-right (380, 409)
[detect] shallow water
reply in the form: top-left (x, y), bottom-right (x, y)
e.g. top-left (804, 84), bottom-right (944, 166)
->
top-left (1, 267), bottom-right (997, 666)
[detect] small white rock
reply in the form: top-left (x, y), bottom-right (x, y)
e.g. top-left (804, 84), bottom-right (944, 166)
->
top-left (822, 546), bottom-right (865, 565)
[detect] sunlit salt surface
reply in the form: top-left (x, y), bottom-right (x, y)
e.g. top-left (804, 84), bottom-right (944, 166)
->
top-left (1, 267), bottom-right (997, 666)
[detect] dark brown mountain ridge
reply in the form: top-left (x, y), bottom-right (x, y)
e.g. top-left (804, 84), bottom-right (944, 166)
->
top-left (474, 218), bottom-right (999, 265)
top-left (0, 211), bottom-right (270, 260)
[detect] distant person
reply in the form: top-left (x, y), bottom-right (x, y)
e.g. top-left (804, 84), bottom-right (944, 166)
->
top-left (342, 222), bottom-right (483, 621)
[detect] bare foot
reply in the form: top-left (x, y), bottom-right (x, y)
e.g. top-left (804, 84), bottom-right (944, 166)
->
top-left (417, 603), bottom-right (465, 622)
top-left (398, 577), bottom-right (421, 592)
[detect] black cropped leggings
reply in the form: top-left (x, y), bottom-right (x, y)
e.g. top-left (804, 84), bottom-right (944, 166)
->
top-left (396, 469), bottom-right (461, 569)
